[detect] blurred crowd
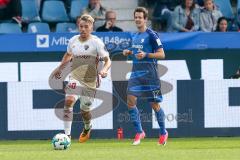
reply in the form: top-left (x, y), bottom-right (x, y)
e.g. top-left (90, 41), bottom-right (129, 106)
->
top-left (142, 0), bottom-right (240, 32)
top-left (0, 0), bottom-right (123, 33)
top-left (0, 0), bottom-right (239, 33)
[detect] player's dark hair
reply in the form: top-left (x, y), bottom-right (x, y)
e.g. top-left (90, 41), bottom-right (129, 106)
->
top-left (134, 7), bottom-right (148, 19)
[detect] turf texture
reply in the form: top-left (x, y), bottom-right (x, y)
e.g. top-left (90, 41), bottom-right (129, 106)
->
top-left (0, 137), bottom-right (240, 160)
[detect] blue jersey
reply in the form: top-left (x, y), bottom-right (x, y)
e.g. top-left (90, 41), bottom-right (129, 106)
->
top-left (127, 28), bottom-right (163, 102)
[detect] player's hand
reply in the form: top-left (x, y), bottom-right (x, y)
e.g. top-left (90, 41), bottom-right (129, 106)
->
top-left (53, 69), bottom-right (62, 79)
top-left (99, 70), bottom-right (108, 78)
top-left (135, 50), bottom-right (147, 60)
top-left (123, 49), bottom-right (132, 56)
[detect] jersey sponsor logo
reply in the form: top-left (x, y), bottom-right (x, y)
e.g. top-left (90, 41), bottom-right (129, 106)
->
top-left (75, 55), bottom-right (91, 59)
top-left (132, 44), bottom-right (143, 49)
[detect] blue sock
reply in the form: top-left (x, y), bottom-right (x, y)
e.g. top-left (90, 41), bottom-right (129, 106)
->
top-left (128, 106), bottom-right (143, 133)
top-left (155, 108), bottom-right (166, 135)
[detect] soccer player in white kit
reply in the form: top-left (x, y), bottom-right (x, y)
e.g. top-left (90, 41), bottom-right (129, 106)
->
top-left (54, 14), bottom-right (111, 143)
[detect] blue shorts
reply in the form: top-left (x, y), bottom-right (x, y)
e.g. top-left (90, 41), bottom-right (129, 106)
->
top-left (127, 78), bottom-right (163, 102)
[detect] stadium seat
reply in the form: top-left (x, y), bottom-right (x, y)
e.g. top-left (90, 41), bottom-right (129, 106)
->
top-left (238, 0), bottom-right (240, 11)
top-left (214, 0), bottom-right (234, 19)
top-left (238, 0), bottom-right (240, 25)
top-left (21, 0), bottom-right (41, 22)
top-left (70, 0), bottom-right (88, 21)
top-left (56, 22), bottom-right (77, 32)
top-left (27, 22), bottom-right (51, 33)
top-left (0, 23), bottom-right (22, 34)
top-left (42, 0), bottom-right (70, 23)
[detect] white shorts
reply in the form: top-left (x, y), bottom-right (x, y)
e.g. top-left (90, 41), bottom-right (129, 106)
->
top-left (65, 77), bottom-right (96, 111)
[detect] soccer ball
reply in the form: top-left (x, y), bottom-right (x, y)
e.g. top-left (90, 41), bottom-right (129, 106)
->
top-left (52, 133), bottom-right (71, 150)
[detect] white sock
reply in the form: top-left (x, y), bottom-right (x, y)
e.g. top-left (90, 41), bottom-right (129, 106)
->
top-left (63, 107), bottom-right (73, 136)
top-left (84, 122), bottom-right (91, 130)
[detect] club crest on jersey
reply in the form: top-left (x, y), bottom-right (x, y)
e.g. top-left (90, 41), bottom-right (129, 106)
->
top-left (84, 45), bottom-right (89, 50)
top-left (141, 39), bottom-right (145, 43)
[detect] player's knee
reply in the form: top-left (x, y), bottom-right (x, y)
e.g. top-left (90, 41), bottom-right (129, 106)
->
top-left (127, 103), bottom-right (136, 109)
top-left (80, 109), bottom-right (92, 121)
top-left (151, 102), bottom-right (160, 111)
top-left (80, 99), bottom-right (92, 112)
top-left (127, 95), bottom-right (137, 108)
top-left (127, 100), bottom-right (136, 108)
top-left (65, 96), bottom-right (75, 107)
top-left (80, 104), bottom-right (91, 113)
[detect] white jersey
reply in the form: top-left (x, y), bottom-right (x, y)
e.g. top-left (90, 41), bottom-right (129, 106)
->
top-left (67, 35), bottom-right (109, 89)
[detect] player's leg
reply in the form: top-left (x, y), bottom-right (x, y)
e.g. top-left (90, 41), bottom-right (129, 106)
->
top-left (64, 77), bottom-right (80, 138)
top-left (79, 109), bottom-right (92, 143)
top-left (79, 87), bottom-right (95, 143)
top-left (151, 102), bottom-right (168, 145)
top-left (63, 95), bottom-right (77, 138)
top-left (127, 95), bottom-right (145, 145)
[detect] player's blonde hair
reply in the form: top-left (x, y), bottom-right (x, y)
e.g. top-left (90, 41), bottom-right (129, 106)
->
top-left (79, 14), bottom-right (95, 24)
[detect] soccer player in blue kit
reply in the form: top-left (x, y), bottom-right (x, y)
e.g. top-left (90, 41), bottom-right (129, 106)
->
top-left (123, 7), bottom-right (168, 146)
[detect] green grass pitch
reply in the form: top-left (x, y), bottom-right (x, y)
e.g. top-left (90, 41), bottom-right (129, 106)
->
top-left (0, 137), bottom-right (240, 160)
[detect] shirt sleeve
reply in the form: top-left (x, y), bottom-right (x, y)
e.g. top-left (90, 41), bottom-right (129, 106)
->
top-left (96, 38), bottom-right (109, 57)
top-left (67, 37), bottom-right (74, 55)
top-left (148, 29), bottom-right (163, 51)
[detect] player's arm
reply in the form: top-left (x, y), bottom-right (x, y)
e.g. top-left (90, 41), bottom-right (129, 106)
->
top-left (54, 52), bottom-right (72, 79)
top-left (59, 52), bottom-right (72, 69)
top-left (136, 48), bottom-right (165, 60)
top-left (123, 49), bottom-right (133, 56)
top-left (59, 36), bottom-right (74, 69)
top-left (136, 30), bottom-right (165, 59)
top-left (147, 48), bottom-right (165, 59)
top-left (99, 56), bottom-right (111, 78)
top-left (97, 39), bottom-right (111, 78)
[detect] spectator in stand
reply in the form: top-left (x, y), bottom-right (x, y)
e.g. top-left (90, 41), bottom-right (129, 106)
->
top-left (200, 0), bottom-right (222, 32)
top-left (215, 17), bottom-right (228, 32)
top-left (83, 0), bottom-right (106, 30)
top-left (195, 0), bottom-right (204, 7)
top-left (0, 0), bottom-right (22, 27)
top-left (39, 0), bottom-right (71, 14)
top-left (169, 0), bottom-right (200, 32)
top-left (152, 0), bottom-right (179, 32)
top-left (96, 10), bottom-right (123, 32)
